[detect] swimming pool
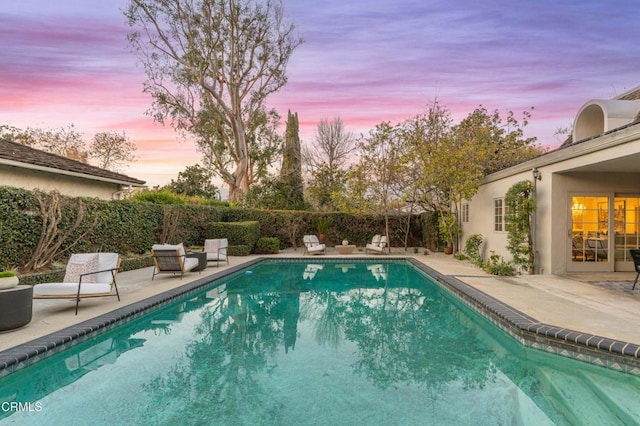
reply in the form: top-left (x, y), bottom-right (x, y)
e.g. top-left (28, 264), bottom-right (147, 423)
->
top-left (1, 259), bottom-right (640, 425)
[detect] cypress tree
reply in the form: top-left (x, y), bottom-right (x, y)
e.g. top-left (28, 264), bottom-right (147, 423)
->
top-left (280, 110), bottom-right (305, 209)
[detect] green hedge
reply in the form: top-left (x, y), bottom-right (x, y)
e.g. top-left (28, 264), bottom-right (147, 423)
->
top-left (254, 237), bottom-right (281, 254)
top-left (0, 186), bottom-right (430, 271)
top-left (228, 245), bottom-right (251, 256)
top-left (210, 221), bottom-right (260, 252)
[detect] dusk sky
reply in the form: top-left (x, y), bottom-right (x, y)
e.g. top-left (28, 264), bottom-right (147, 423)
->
top-left (2, 1), bottom-right (639, 188)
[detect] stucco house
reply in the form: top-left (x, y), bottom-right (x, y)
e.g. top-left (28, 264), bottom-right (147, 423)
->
top-left (0, 138), bottom-right (146, 200)
top-left (461, 86), bottom-right (640, 275)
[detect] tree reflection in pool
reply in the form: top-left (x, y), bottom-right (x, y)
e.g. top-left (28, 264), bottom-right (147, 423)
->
top-left (2, 260), bottom-right (640, 425)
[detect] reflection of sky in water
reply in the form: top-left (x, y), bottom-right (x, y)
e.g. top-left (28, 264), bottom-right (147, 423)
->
top-left (2, 261), bottom-right (639, 425)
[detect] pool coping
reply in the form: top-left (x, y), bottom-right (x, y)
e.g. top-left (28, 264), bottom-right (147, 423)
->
top-left (1, 257), bottom-right (639, 376)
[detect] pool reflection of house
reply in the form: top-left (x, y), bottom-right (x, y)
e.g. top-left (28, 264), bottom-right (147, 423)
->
top-left (461, 86), bottom-right (640, 274)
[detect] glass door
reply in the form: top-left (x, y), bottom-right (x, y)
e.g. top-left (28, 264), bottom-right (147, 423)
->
top-left (613, 197), bottom-right (640, 271)
top-left (569, 196), bottom-right (610, 271)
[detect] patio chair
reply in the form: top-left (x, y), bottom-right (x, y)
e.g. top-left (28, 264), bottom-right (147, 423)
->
top-left (151, 243), bottom-right (200, 280)
top-left (303, 235), bottom-right (326, 255)
top-left (203, 238), bottom-right (229, 267)
top-left (630, 249), bottom-right (640, 290)
top-left (365, 235), bottom-right (387, 254)
top-left (32, 252), bottom-right (121, 315)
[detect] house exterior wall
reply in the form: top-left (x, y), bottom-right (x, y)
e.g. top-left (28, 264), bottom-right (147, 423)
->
top-left (0, 164), bottom-right (125, 200)
top-left (463, 123), bottom-right (640, 275)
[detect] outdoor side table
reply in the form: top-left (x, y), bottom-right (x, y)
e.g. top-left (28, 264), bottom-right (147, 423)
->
top-left (186, 252), bottom-right (208, 271)
top-left (0, 285), bottom-right (33, 331)
top-left (335, 245), bottom-right (357, 255)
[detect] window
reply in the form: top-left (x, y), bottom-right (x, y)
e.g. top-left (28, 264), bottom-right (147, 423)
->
top-left (461, 203), bottom-right (469, 223)
top-left (494, 199), bottom-right (504, 231)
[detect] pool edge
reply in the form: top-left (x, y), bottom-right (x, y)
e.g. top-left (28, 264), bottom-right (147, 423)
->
top-left (407, 258), bottom-right (640, 375)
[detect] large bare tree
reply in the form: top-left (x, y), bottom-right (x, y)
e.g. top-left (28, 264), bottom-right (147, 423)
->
top-left (303, 116), bottom-right (355, 210)
top-left (126, 0), bottom-right (302, 201)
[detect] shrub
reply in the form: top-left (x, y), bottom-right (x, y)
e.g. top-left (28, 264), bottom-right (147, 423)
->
top-left (483, 252), bottom-right (515, 276)
top-left (228, 245), bottom-right (251, 256)
top-left (254, 237), bottom-right (280, 254)
top-left (463, 234), bottom-right (484, 266)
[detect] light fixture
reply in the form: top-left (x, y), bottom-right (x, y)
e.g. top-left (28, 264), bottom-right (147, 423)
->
top-left (532, 168), bottom-right (541, 181)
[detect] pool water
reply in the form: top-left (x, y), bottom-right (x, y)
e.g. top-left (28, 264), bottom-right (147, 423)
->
top-left (2, 260), bottom-right (640, 425)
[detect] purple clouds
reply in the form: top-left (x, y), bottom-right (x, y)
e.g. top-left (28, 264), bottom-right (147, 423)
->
top-left (1, 0), bottom-right (639, 186)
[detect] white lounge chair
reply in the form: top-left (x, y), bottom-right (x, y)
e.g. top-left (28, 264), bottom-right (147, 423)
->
top-left (151, 243), bottom-right (200, 279)
top-left (365, 235), bottom-right (387, 254)
top-left (303, 235), bottom-right (326, 255)
top-left (203, 238), bottom-right (229, 267)
top-left (32, 252), bottom-right (121, 315)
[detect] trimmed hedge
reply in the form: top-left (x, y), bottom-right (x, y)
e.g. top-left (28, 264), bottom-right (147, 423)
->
top-left (210, 221), bottom-right (260, 252)
top-left (228, 245), bottom-right (251, 256)
top-left (254, 237), bottom-right (281, 254)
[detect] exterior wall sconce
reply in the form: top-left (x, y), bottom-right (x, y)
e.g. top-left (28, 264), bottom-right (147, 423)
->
top-left (532, 168), bottom-right (541, 181)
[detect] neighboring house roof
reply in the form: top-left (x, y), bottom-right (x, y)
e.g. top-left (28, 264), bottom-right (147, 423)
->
top-left (0, 138), bottom-right (146, 186)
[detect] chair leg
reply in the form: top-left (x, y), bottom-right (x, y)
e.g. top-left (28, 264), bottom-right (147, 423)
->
top-left (633, 272), bottom-right (640, 290)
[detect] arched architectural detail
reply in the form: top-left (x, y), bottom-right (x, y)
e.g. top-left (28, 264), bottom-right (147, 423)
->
top-left (573, 100), bottom-right (640, 142)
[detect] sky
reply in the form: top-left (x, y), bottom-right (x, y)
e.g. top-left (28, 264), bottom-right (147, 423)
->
top-left (1, 1), bottom-right (639, 188)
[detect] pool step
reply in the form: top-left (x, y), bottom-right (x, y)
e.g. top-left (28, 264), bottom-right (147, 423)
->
top-left (580, 370), bottom-right (640, 425)
top-left (537, 367), bottom-right (627, 425)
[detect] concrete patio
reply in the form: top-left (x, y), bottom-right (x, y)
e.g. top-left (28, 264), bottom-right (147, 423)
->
top-left (2, 249), bottom-right (640, 356)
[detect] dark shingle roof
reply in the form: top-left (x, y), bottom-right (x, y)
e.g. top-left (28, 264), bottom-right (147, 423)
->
top-left (0, 138), bottom-right (145, 186)
top-left (615, 86), bottom-right (640, 101)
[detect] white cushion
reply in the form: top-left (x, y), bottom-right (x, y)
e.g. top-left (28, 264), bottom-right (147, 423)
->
top-left (63, 253), bottom-right (99, 283)
top-left (183, 257), bottom-right (199, 272)
top-left (95, 253), bottom-right (119, 284)
top-left (33, 282), bottom-right (113, 297)
top-left (206, 252), bottom-right (227, 261)
top-left (152, 243), bottom-right (186, 257)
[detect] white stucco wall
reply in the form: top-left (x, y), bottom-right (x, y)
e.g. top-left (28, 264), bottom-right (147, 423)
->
top-left (0, 165), bottom-right (125, 200)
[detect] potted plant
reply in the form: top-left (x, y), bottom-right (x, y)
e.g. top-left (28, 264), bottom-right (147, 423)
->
top-left (438, 211), bottom-right (460, 255)
top-left (0, 270), bottom-right (19, 290)
top-left (313, 216), bottom-right (333, 244)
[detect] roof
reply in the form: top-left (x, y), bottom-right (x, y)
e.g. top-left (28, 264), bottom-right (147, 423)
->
top-left (0, 138), bottom-right (146, 186)
top-left (559, 85), bottom-right (640, 148)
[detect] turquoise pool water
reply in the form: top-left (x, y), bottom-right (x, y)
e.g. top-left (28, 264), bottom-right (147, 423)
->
top-left (1, 260), bottom-right (640, 425)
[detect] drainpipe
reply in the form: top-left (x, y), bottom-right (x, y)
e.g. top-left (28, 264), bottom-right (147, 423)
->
top-left (531, 168), bottom-right (542, 274)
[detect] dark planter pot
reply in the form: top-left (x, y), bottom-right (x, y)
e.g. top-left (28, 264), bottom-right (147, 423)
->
top-left (443, 246), bottom-right (454, 255)
top-left (318, 234), bottom-right (327, 244)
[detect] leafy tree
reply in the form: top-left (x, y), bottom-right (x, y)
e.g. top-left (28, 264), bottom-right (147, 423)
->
top-left (349, 122), bottom-right (405, 250)
top-left (90, 130), bottom-right (137, 171)
top-left (125, 0), bottom-right (302, 202)
top-left (304, 116), bottom-right (355, 210)
top-left (1, 124), bottom-right (88, 162)
top-left (458, 106), bottom-right (544, 175)
top-left (166, 164), bottom-right (219, 199)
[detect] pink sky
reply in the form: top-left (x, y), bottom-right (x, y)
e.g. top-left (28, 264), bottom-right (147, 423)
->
top-left (1, 1), bottom-right (639, 187)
